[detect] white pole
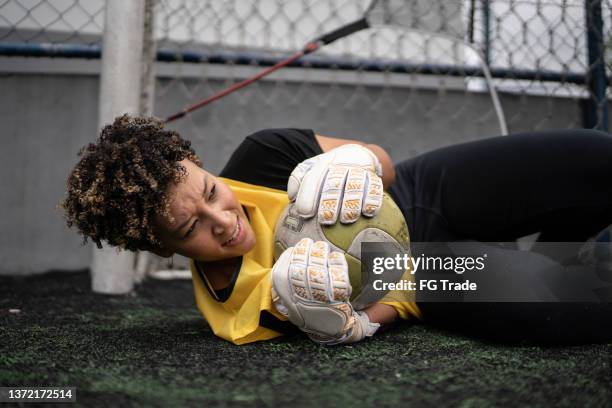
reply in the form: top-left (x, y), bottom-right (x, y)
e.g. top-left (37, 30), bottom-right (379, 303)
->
top-left (134, 0), bottom-right (157, 284)
top-left (91, 0), bottom-right (146, 294)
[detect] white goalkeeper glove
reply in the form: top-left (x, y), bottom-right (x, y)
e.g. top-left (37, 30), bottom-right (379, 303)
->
top-left (271, 238), bottom-right (380, 345)
top-left (287, 144), bottom-right (384, 225)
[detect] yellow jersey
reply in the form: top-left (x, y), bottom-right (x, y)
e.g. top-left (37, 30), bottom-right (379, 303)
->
top-left (190, 177), bottom-right (422, 345)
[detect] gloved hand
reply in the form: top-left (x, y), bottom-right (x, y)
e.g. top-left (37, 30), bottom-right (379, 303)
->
top-left (287, 144), bottom-right (384, 225)
top-left (271, 238), bottom-right (380, 345)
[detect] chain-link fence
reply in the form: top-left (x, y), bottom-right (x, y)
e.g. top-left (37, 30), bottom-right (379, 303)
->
top-left (1, 1), bottom-right (609, 139)
top-left (1, 0), bottom-right (611, 277)
top-left (0, 0), bottom-right (103, 49)
top-left (151, 0), bottom-right (610, 157)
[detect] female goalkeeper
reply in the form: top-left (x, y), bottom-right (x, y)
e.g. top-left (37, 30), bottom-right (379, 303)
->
top-left (61, 115), bottom-right (612, 346)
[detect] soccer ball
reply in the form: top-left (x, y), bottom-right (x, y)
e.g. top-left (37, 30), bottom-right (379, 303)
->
top-left (274, 192), bottom-right (410, 310)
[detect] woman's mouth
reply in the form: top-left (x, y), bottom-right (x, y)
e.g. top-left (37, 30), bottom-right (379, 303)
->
top-left (222, 215), bottom-right (244, 247)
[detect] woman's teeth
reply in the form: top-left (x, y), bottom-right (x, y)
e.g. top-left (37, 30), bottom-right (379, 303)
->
top-left (225, 218), bottom-right (240, 245)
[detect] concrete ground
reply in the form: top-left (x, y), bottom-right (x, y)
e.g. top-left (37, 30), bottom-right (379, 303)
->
top-left (1, 271), bottom-right (611, 407)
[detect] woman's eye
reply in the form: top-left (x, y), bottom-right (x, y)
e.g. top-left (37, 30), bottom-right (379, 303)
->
top-left (184, 219), bottom-right (198, 238)
top-left (208, 185), bottom-right (216, 200)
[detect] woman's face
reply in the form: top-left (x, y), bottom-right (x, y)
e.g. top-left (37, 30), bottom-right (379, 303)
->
top-left (153, 159), bottom-right (256, 261)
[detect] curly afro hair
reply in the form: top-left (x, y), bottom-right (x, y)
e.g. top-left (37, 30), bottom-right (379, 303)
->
top-left (61, 114), bottom-right (202, 252)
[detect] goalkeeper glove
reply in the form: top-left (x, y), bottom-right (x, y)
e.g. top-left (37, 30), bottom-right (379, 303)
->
top-left (271, 238), bottom-right (380, 345)
top-left (287, 144), bottom-right (384, 225)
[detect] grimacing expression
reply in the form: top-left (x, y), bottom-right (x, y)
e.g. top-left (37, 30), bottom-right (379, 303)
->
top-left (154, 159), bottom-right (256, 261)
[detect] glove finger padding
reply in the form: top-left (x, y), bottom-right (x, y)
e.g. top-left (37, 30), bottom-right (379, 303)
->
top-left (318, 166), bottom-right (383, 224)
top-left (327, 250), bottom-right (351, 302)
top-left (339, 167), bottom-right (367, 223)
top-left (318, 166), bottom-right (348, 225)
top-left (271, 238), bottom-right (356, 339)
top-left (288, 144), bottom-right (384, 223)
top-left (362, 170), bottom-right (383, 218)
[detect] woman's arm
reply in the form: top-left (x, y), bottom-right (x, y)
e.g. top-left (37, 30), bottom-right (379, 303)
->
top-left (363, 303), bottom-right (398, 325)
top-left (315, 134), bottom-right (396, 189)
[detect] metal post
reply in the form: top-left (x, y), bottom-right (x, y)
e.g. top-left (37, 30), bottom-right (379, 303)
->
top-left (481, 0), bottom-right (491, 66)
top-left (134, 0), bottom-right (158, 284)
top-left (467, 0), bottom-right (476, 44)
top-left (139, 0), bottom-right (157, 117)
top-left (584, 0), bottom-right (609, 131)
top-left (92, 0), bottom-right (146, 294)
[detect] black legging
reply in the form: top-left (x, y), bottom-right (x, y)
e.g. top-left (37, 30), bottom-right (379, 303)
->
top-left (388, 129), bottom-right (612, 345)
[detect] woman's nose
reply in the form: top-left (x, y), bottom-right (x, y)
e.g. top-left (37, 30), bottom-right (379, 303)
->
top-left (211, 211), bottom-right (234, 236)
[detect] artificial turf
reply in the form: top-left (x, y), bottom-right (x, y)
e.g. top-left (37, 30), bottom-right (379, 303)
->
top-left (1, 271), bottom-right (611, 407)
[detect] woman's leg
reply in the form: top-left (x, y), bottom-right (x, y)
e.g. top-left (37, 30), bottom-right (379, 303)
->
top-left (390, 129), bottom-right (612, 243)
top-left (389, 129), bottom-right (612, 344)
top-left (414, 241), bottom-right (612, 344)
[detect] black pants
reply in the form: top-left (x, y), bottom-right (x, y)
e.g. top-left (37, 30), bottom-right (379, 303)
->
top-left (388, 129), bottom-right (612, 344)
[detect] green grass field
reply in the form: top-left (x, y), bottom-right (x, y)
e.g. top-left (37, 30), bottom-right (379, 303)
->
top-left (1, 271), bottom-right (611, 407)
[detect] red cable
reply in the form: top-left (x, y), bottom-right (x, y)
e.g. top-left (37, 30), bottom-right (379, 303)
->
top-left (164, 42), bottom-right (320, 123)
